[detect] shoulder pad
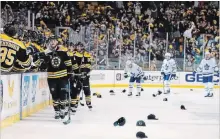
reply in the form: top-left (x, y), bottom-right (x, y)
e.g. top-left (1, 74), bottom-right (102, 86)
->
top-left (67, 51), bottom-right (73, 56)
top-left (83, 52), bottom-right (91, 57)
top-left (0, 34), bottom-right (12, 40)
top-left (75, 52), bottom-right (83, 57)
top-left (1, 34), bottom-right (26, 49)
top-left (58, 45), bottom-right (68, 52)
top-left (13, 39), bottom-right (27, 49)
top-left (33, 43), bottom-right (44, 52)
top-left (25, 42), bottom-right (31, 47)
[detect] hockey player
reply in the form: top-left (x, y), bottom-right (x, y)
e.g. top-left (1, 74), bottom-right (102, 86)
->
top-left (195, 51), bottom-right (219, 97)
top-left (26, 31), bottom-right (45, 66)
top-left (67, 45), bottom-right (82, 113)
top-left (124, 60), bottom-right (145, 96)
top-left (14, 30), bottom-right (45, 72)
top-left (44, 37), bottom-right (72, 119)
top-left (0, 23), bottom-right (32, 72)
top-left (161, 53), bottom-right (177, 94)
top-left (78, 43), bottom-right (93, 110)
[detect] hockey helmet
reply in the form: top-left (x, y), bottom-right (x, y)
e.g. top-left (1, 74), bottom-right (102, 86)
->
top-left (77, 42), bottom-right (85, 52)
top-left (165, 52), bottom-right (171, 60)
top-left (126, 60), bottom-right (132, 68)
top-left (3, 23), bottom-right (17, 37)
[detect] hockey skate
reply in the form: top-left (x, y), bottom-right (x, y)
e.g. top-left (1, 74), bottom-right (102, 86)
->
top-left (86, 102), bottom-right (92, 110)
top-left (60, 109), bottom-right (66, 119)
top-left (54, 111), bottom-right (60, 119)
top-left (136, 92), bottom-right (141, 96)
top-left (71, 107), bottom-right (76, 115)
top-left (64, 107), bottom-right (69, 116)
top-left (75, 101), bottom-right (79, 108)
top-left (164, 89), bottom-right (170, 94)
top-left (128, 92), bottom-right (132, 96)
top-left (205, 93), bottom-right (213, 97)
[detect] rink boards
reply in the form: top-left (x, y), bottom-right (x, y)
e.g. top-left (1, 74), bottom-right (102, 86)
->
top-left (90, 70), bottom-right (220, 88)
top-left (0, 70), bottom-right (219, 129)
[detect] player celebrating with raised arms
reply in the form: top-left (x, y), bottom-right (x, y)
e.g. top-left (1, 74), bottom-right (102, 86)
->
top-left (196, 51), bottom-right (219, 97)
top-left (124, 60), bottom-right (145, 96)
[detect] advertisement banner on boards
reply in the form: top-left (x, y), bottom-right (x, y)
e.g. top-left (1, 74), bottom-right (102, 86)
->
top-left (0, 79), bottom-right (3, 112)
top-left (90, 70), bottom-right (115, 84)
top-left (114, 71), bottom-right (180, 84)
top-left (1, 74), bottom-right (21, 120)
top-left (38, 73), bottom-right (49, 102)
top-left (21, 73), bottom-right (50, 116)
top-left (21, 74), bottom-right (31, 108)
top-left (181, 72), bottom-right (220, 85)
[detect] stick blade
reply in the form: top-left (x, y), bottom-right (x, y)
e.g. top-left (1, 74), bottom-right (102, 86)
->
top-left (63, 119), bottom-right (71, 125)
top-left (80, 102), bottom-right (84, 106)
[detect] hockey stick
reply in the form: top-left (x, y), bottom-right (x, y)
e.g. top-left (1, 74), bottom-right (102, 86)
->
top-left (63, 79), bottom-right (71, 125)
top-left (76, 80), bottom-right (85, 106)
top-left (162, 74), bottom-right (165, 94)
top-left (79, 84), bottom-right (85, 106)
top-left (68, 73), bottom-right (84, 106)
top-left (68, 72), bottom-right (91, 107)
top-left (78, 71), bottom-right (92, 107)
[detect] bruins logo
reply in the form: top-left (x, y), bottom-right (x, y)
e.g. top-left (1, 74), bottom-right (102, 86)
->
top-left (51, 56), bottom-right (61, 68)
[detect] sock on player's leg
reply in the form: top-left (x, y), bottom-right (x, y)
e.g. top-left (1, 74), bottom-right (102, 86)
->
top-left (85, 96), bottom-right (92, 109)
top-left (207, 82), bottom-right (214, 97)
top-left (71, 99), bottom-right (77, 114)
top-left (164, 80), bottom-right (170, 94)
top-left (136, 83), bottom-right (141, 96)
top-left (128, 82), bottom-right (134, 96)
top-left (204, 83), bottom-right (209, 97)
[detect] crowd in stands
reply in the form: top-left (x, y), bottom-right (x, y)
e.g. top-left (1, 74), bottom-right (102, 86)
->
top-left (1, 1), bottom-right (219, 71)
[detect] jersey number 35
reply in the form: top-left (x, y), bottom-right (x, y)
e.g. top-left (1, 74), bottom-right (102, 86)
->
top-left (0, 47), bottom-right (16, 66)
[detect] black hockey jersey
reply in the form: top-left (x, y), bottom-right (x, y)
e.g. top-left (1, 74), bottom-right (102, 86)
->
top-left (0, 34), bottom-right (31, 72)
top-left (45, 47), bottom-right (72, 79)
top-left (80, 51), bottom-right (91, 74)
top-left (68, 51), bottom-right (82, 74)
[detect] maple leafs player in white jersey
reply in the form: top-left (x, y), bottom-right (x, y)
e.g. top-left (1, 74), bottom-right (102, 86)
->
top-left (195, 52), bottom-right (219, 97)
top-left (124, 60), bottom-right (145, 96)
top-left (161, 53), bottom-right (177, 94)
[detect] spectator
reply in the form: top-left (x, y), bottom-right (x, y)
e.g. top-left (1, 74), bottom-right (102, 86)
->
top-left (1, 1), bottom-right (219, 72)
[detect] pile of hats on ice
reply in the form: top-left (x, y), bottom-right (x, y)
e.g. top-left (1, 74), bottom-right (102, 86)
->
top-left (113, 114), bottom-right (158, 138)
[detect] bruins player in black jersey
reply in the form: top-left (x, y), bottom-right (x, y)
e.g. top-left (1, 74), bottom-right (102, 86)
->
top-left (44, 37), bottom-right (72, 119)
top-left (12, 30), bottom-right (45, 72)
top-left (0, 23), bottom-right (32, 72)
top-left (67, 44), bottom-right (83, 113)
top-left (24, 31), bottom-right (46, 72)
top-left (77, 43), bottom-right (93, 110)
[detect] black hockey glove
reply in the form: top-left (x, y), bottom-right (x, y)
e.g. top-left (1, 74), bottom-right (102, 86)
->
top-left (124, 73), bottom-right (128, 78)
top-left (80, 72), bottom-right (88, 80)
top-left (171, 74), bottom-right (176, 78)
top-left (193, 70), bottom-right (197, 75)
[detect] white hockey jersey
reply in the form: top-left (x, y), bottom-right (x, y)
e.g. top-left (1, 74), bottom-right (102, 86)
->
top-left (197, 58), bottom-right (218, 76)
top-left (124, 63), bottom-right (144, 78)
top-left (161, 59), bottom-right (177, 75)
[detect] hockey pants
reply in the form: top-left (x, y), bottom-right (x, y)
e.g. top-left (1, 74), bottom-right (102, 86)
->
top-left (48, 79), bottom-right (68, 112)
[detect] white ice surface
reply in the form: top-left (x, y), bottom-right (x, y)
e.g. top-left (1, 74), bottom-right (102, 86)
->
top-left (1, 88), bottom-right (220, 139)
